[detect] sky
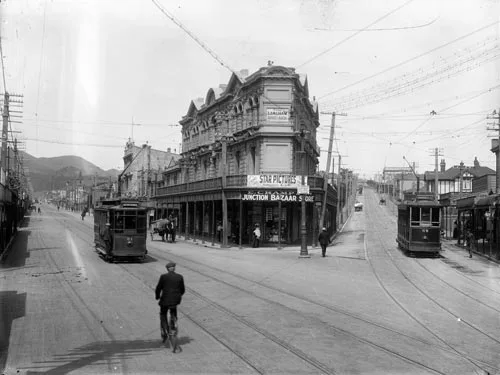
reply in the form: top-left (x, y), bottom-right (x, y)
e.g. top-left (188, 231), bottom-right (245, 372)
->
top-left (0, 0), bottom-right (499, 179)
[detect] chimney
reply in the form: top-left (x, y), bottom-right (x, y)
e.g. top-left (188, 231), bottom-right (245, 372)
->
top-left (473, 156), bottom-right (480, 168)
top-left (167, 147), bottom-right (171, 153)
top-left (440, 159), bottom-right (446, 172)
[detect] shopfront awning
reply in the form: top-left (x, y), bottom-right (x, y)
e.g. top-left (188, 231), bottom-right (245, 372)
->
top-left (475, 194), bottom-right (500, 209)
top-left (456, 196), bottom-right (475, 210)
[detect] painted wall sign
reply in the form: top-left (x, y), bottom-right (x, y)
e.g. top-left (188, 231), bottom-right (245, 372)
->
top-left (266, 108), bottom-right (290, 122)
top-left (247, 174), bottom-right (307, 188)
top-left (242, 191), bottom-right (314, 202)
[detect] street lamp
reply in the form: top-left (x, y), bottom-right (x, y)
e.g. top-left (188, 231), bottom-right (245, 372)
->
top-left (296, 129), bottom-right (310, 258)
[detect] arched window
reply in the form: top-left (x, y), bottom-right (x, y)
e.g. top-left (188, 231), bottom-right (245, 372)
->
top-left (235, 151), bottom-right (241, 173)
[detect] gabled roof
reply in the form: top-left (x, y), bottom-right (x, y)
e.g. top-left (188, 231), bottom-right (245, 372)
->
top-left (205, 86), bottom-right (224, 106)
top-left (299, 74), bottom-right (309, 97)
top-left (225, 72), bottom-right (244, 96)
top-left (425, 165), bottom-right (495, 181)
top-left (184, 98), bottom-right (205, 119)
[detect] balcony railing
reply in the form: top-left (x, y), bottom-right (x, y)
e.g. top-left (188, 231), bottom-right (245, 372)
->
top-left (156, 175), bottom-right (325, 196)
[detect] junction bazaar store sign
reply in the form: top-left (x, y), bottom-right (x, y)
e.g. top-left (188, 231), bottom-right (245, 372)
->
top-left (242, 191), bottom-right (314, 202)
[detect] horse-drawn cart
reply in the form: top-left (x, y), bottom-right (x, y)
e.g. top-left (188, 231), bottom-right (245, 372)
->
top-left (151, 218), bottom-right (177, 242)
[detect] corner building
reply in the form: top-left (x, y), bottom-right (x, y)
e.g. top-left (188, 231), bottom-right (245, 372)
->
top-left (155, 65), bottom-right (337, 246)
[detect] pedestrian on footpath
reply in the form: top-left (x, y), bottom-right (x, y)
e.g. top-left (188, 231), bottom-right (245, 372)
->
top-left (318, 227), bottom-right (329, 257)
top-left (252, 224), bottom-right (261, 248)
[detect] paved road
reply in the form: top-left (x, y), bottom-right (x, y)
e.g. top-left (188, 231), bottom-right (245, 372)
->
top-left (1, 196), bottom-right (499, 374)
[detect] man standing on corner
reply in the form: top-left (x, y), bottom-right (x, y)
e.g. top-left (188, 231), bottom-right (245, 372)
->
top-left (318, 227), bottom-right (329, 257)
top-left (252, 223), bottom-right (261, 248)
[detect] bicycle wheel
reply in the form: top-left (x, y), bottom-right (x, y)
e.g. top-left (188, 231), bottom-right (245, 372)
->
top-left (168, 315), bottom-right (179, 353)
top-left (160, 313), bottom-right (168, 343)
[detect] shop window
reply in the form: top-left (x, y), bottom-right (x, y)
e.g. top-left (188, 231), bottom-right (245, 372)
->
top-left (264, 206), bottom-right (287, 243)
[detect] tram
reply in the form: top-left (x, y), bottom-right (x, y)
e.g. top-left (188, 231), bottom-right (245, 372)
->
top-left (94, 198), bottom-right (148, 262)
top-left (397, 193), bottom-right (442, 255)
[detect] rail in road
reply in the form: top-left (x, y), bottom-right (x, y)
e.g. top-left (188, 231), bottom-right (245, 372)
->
top-left (2, 202), bottom-right (500, 374)
top-left (364, 188), bottom-right (500, 375)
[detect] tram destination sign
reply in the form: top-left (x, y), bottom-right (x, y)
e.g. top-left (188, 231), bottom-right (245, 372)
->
top-left (242, 191), bottom-right (314, 202)
top-left (247, 174), bottom-right (308, 188)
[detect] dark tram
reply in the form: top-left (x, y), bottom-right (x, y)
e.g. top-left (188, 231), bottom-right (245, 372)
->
top-left (94, 198), bottom-right (148, 262)
top-left (397, 192), bottom-right (442, 255)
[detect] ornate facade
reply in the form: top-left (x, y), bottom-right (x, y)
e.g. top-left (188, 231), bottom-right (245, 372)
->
top-left (154, 65), bottom-right (337, 246)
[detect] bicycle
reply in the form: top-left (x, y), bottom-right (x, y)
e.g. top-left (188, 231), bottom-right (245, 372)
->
top-left (160, 308), bottom-right (179, 353)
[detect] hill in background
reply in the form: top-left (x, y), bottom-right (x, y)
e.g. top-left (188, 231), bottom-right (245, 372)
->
top-left (21, 151), bottom-right (120, 194)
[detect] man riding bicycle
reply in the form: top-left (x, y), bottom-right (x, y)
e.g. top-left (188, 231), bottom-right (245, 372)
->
top-left (155, 262), bottom-right (185, 334)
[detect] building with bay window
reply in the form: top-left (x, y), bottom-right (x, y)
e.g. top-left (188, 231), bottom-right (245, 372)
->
top-left (154, 65), bottom-right (338, 246)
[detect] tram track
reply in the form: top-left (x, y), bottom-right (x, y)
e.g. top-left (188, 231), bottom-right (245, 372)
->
top-left (52, 208), bottom-right (493, 374)
top-left (30, 215), bottom-right (126, 374)
top-left (52, 212), bottom-right (333, 374)
top-left (365, 189), bottom-right (499, 375)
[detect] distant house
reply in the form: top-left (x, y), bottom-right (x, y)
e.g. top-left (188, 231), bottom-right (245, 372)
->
top-left (424, 157), bottom-right (495, 196)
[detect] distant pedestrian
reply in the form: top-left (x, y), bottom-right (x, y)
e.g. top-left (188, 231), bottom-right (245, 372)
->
top-left (252, 224), bottom-right (261, 248)
top-left (318, 227), bottom-right (329, 257)
top-left (169, 214), bottom-right (176, 243)
top-left (217, 221), bottom-right (223, 242)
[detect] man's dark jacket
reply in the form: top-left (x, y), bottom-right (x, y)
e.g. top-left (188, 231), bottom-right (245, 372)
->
top-left (155, 271), bottom-right (185, 306)
top-left (318, 231), bottom-right (329, 245)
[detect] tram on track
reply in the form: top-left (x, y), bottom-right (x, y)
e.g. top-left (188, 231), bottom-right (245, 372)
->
top-left (94, 198), bottom-right (148, 262)
top-left (397, 193), bottom-right (442, 256)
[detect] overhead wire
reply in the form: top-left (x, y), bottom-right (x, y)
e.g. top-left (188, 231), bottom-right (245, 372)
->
top-left (151, 0), bottom-right (292, 116)
top-left (318, 20), bottom-right (500, 101)
top-left (321, 38), bottom-right (500, 112)
top-left (297, 0), bottom-right (415, 68)
top-left (311, 16), bottom-right (438, 32)
top-left (398, 83), bottom-right (500, 142)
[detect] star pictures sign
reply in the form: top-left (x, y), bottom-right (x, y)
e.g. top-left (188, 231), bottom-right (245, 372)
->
top-left (247, 174), bottom-right (307, 188)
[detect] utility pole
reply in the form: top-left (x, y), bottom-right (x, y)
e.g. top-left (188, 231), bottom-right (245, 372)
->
top-left (319, 111), bottom-right (346, 231)
top-left (430, 147), bottom-right (443, 202)
top-left (1, 93), bottom-right (9, 184)
top-left (403, 156), bottom-right (420, 197)
top-left (337, 154), bottom-right (342, 229)
top-left (459, 161), bottom-right (464, 194)
top-left (496, 109), bottom-right (500, 194)
top-left (434, 148), bottom-right (439, 201)
top-left (487, 109), bottom-right (500, 193)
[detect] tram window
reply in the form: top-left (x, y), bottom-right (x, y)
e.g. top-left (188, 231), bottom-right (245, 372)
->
top-left (137, 215), bottom-right (146, 233)
top-left (411, 207), bottom-right (420, 225)
top-left (431, 208), bottom-right (440, 226)
top-left (125, 215), bottom-right (137, 229)
top-left (114, 211), bottom-right (124, 232)
top-left (421, 207), bottom-right (431, 224)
